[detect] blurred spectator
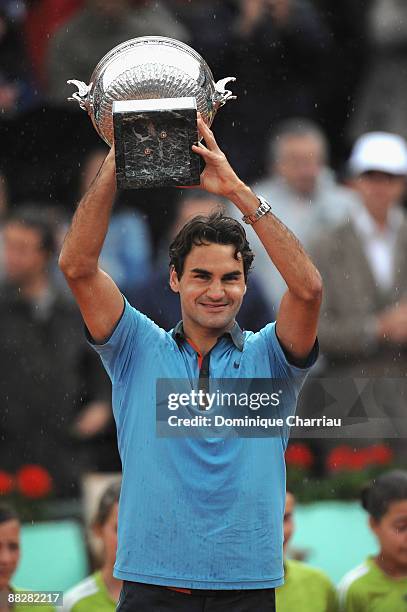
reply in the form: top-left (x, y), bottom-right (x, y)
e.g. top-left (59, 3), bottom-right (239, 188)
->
top-left (24, 0), bottom-right (84, 89)
top-left (311, 132), bottom-right (407, 372)
top-left (338, 470), bottom-right (407, 610)
top-left (0, 171), bottom-right (8, 218)
top-left (64, 480), bottom-right (121, 610)
top-left (312, 0), bottom-right (369, 167)
top-left (230, 118), bottom-right (357, 313)
top-left (276, 491), bottom-right (338, 611)
top-left (310, 132), bottom-right (407, 441)
top-left (0, 170), bottom-right (9, 281)
top-left (0, 206), bottom-right (113, 497)
top-left (46, 0), bottom-right (190, 105)
top-left (348, 0), bottom-right (407, 143)
top-left (130, 190), bottom-right (272, 331)
top-left (0, 8), bottom-right (36, 116)
top-left (167, 0), bottom-right (236, 78)
top-left (0, 503), bottom-right (55, 611)
top-left (79, 149), bottom-right (152, 294)
top-left (219, 0), bottom-right (331, 182)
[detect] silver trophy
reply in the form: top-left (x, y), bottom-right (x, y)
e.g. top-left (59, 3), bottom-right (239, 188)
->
top-left (68, 36), bottom-right (236, 189)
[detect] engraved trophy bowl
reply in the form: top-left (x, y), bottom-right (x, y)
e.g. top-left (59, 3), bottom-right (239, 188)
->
top-left (67, 36), bottom-right (236, 147)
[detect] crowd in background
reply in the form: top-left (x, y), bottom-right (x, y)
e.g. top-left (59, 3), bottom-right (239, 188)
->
top-left (2, 469), bottom-right (407, 610)
top-left (0, 1), bottom-right (407, 610)
top-left (0, 0), bottom-right (406, 508)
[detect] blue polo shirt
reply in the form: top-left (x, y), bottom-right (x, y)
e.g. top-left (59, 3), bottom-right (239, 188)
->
top-left (89, 297), bottom-right (317, 589)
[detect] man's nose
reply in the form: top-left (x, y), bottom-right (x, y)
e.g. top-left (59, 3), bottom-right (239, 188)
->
top-left (0, 548), bottom-right (12, 564)
top-left (205, 280), bottom-right (225, 300)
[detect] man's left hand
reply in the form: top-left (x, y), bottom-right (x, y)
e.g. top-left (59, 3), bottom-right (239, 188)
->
top-left (193, 115), bottom-right (243, 198)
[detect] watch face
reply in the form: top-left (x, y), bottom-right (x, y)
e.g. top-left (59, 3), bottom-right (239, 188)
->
top-left (257, 195), bottom-right (271, 209)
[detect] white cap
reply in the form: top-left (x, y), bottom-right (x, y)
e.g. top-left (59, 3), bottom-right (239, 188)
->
top-left (349, 132), bottom-right (407, 176)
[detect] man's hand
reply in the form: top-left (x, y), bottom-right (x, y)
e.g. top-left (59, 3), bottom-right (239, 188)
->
top-left (73, 401), bottom-right (112, 438)
top-left (192, 115), bottom-right (244, 199)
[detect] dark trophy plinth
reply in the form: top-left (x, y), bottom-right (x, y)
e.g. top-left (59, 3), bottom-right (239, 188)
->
top-left (113, 98), bottom-right (201, 190)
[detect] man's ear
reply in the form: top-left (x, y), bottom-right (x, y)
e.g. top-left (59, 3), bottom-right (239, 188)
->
top-left (243, 284), bottom-right (247, 295)
top-left (369, 515), bottom-right (379, 535)
top-left (169, 265), bottom-right (180, 293)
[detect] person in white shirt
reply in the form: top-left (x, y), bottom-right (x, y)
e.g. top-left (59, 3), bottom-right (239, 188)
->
top-left (309, 131), bottom-right (407, 451)
top-left (230, 118), bottom-right (357, 313)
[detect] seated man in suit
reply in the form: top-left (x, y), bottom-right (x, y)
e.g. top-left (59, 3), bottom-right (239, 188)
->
top-left (309, 131), bottom-right (407, 452)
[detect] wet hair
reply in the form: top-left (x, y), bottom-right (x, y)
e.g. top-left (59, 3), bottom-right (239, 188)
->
top-left (6, 206), bottom-right (57, 256)
top-left (0, 504), bottom-right (19, 525)
top-left (268, 117), bottom-right (328, 166)
top-left (93, 480), bottom-right (121, 527)
top-left (169, 211), bottom-right (254, 281)
top-left (361, 470), bottom-right (407, 521)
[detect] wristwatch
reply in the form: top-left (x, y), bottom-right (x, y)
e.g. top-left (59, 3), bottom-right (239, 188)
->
top-left (242, 195), bottom-right (272, 225)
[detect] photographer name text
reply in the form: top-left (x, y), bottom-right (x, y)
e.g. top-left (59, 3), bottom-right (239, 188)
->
top-left (167, 415), bottom-right (342, 429)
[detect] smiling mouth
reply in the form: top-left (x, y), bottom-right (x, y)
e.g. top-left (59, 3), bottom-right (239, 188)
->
top-left (199, 303), bottom-right (228, 310)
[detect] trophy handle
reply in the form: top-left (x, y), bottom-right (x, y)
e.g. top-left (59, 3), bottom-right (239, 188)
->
top-left (67, 79), bottom-right (92, 112)
top-left (213, 77), bottom-right (237, 110)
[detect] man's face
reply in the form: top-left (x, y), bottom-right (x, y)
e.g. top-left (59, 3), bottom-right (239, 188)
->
top-left (283, 492), bottom-right (295, 553)
top-left (0, 519), bottom-right (20, 590)
top-left (170, 243), bottom-right (246, 334)
top-left (351, 171), bottom-right (406, 217)
top-left (370, 500), bottom-right (407, 572)
top-left (274, 135), bottom-right (324, 197)
top-left (3, 222), bottom-right (49, 284)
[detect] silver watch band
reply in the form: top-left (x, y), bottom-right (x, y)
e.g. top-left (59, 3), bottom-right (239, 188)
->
top-left (242, 195), bottom-right (272, 225)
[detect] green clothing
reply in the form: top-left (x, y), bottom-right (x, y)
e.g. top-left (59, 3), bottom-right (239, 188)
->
top-left (276, 559), bottom-right (339, 612)
top-left (63, 571), bottom-right (116, 611)
top-left (338, 556), bottom-right (407, 611)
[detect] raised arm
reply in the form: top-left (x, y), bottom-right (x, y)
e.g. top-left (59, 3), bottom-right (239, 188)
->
top-left (193, 116), bottom-right (322, 361)
top-left (59, 147), bottom-right (124, 343)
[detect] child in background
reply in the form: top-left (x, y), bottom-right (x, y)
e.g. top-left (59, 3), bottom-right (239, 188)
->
top-left (63, 480), bottom-right (121, 611)
top-left (276, 490), bottom-right (338, 611)
top-left (338, 470), bottom-right (407, 611)
top-left (0, 504), bottom-right (54, 611)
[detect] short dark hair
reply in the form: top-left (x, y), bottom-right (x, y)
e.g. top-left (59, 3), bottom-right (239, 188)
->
top-left (361, 470), bottom-right (407, 521)
top-left (169, 211), bottom-right (254, 281)
top-left (269, 117), bottom-right (328, 166)
top-left (6, 206), bottom-right (57, 255)
top-left (93, 479), bottom-right (121, 527)
top-left (0, 503), bottom-right (19, 525)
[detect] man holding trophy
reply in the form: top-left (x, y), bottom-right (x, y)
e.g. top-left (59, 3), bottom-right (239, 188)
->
top-left (60, 37), bottom-right (322, 611)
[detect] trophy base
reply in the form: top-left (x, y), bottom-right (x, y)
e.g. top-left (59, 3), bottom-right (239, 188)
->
top-left (113, 97), bottom-right (201, 190)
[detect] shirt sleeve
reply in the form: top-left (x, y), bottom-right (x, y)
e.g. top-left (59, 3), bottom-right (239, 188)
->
top-left (338, 577), bottom-right (366, 612)
top-left (253, 323), bottom-right (318, 449)
top-left (259, 322), bottom-right (319, 379)
top-left (86, 296), bottom-right (161, 385)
